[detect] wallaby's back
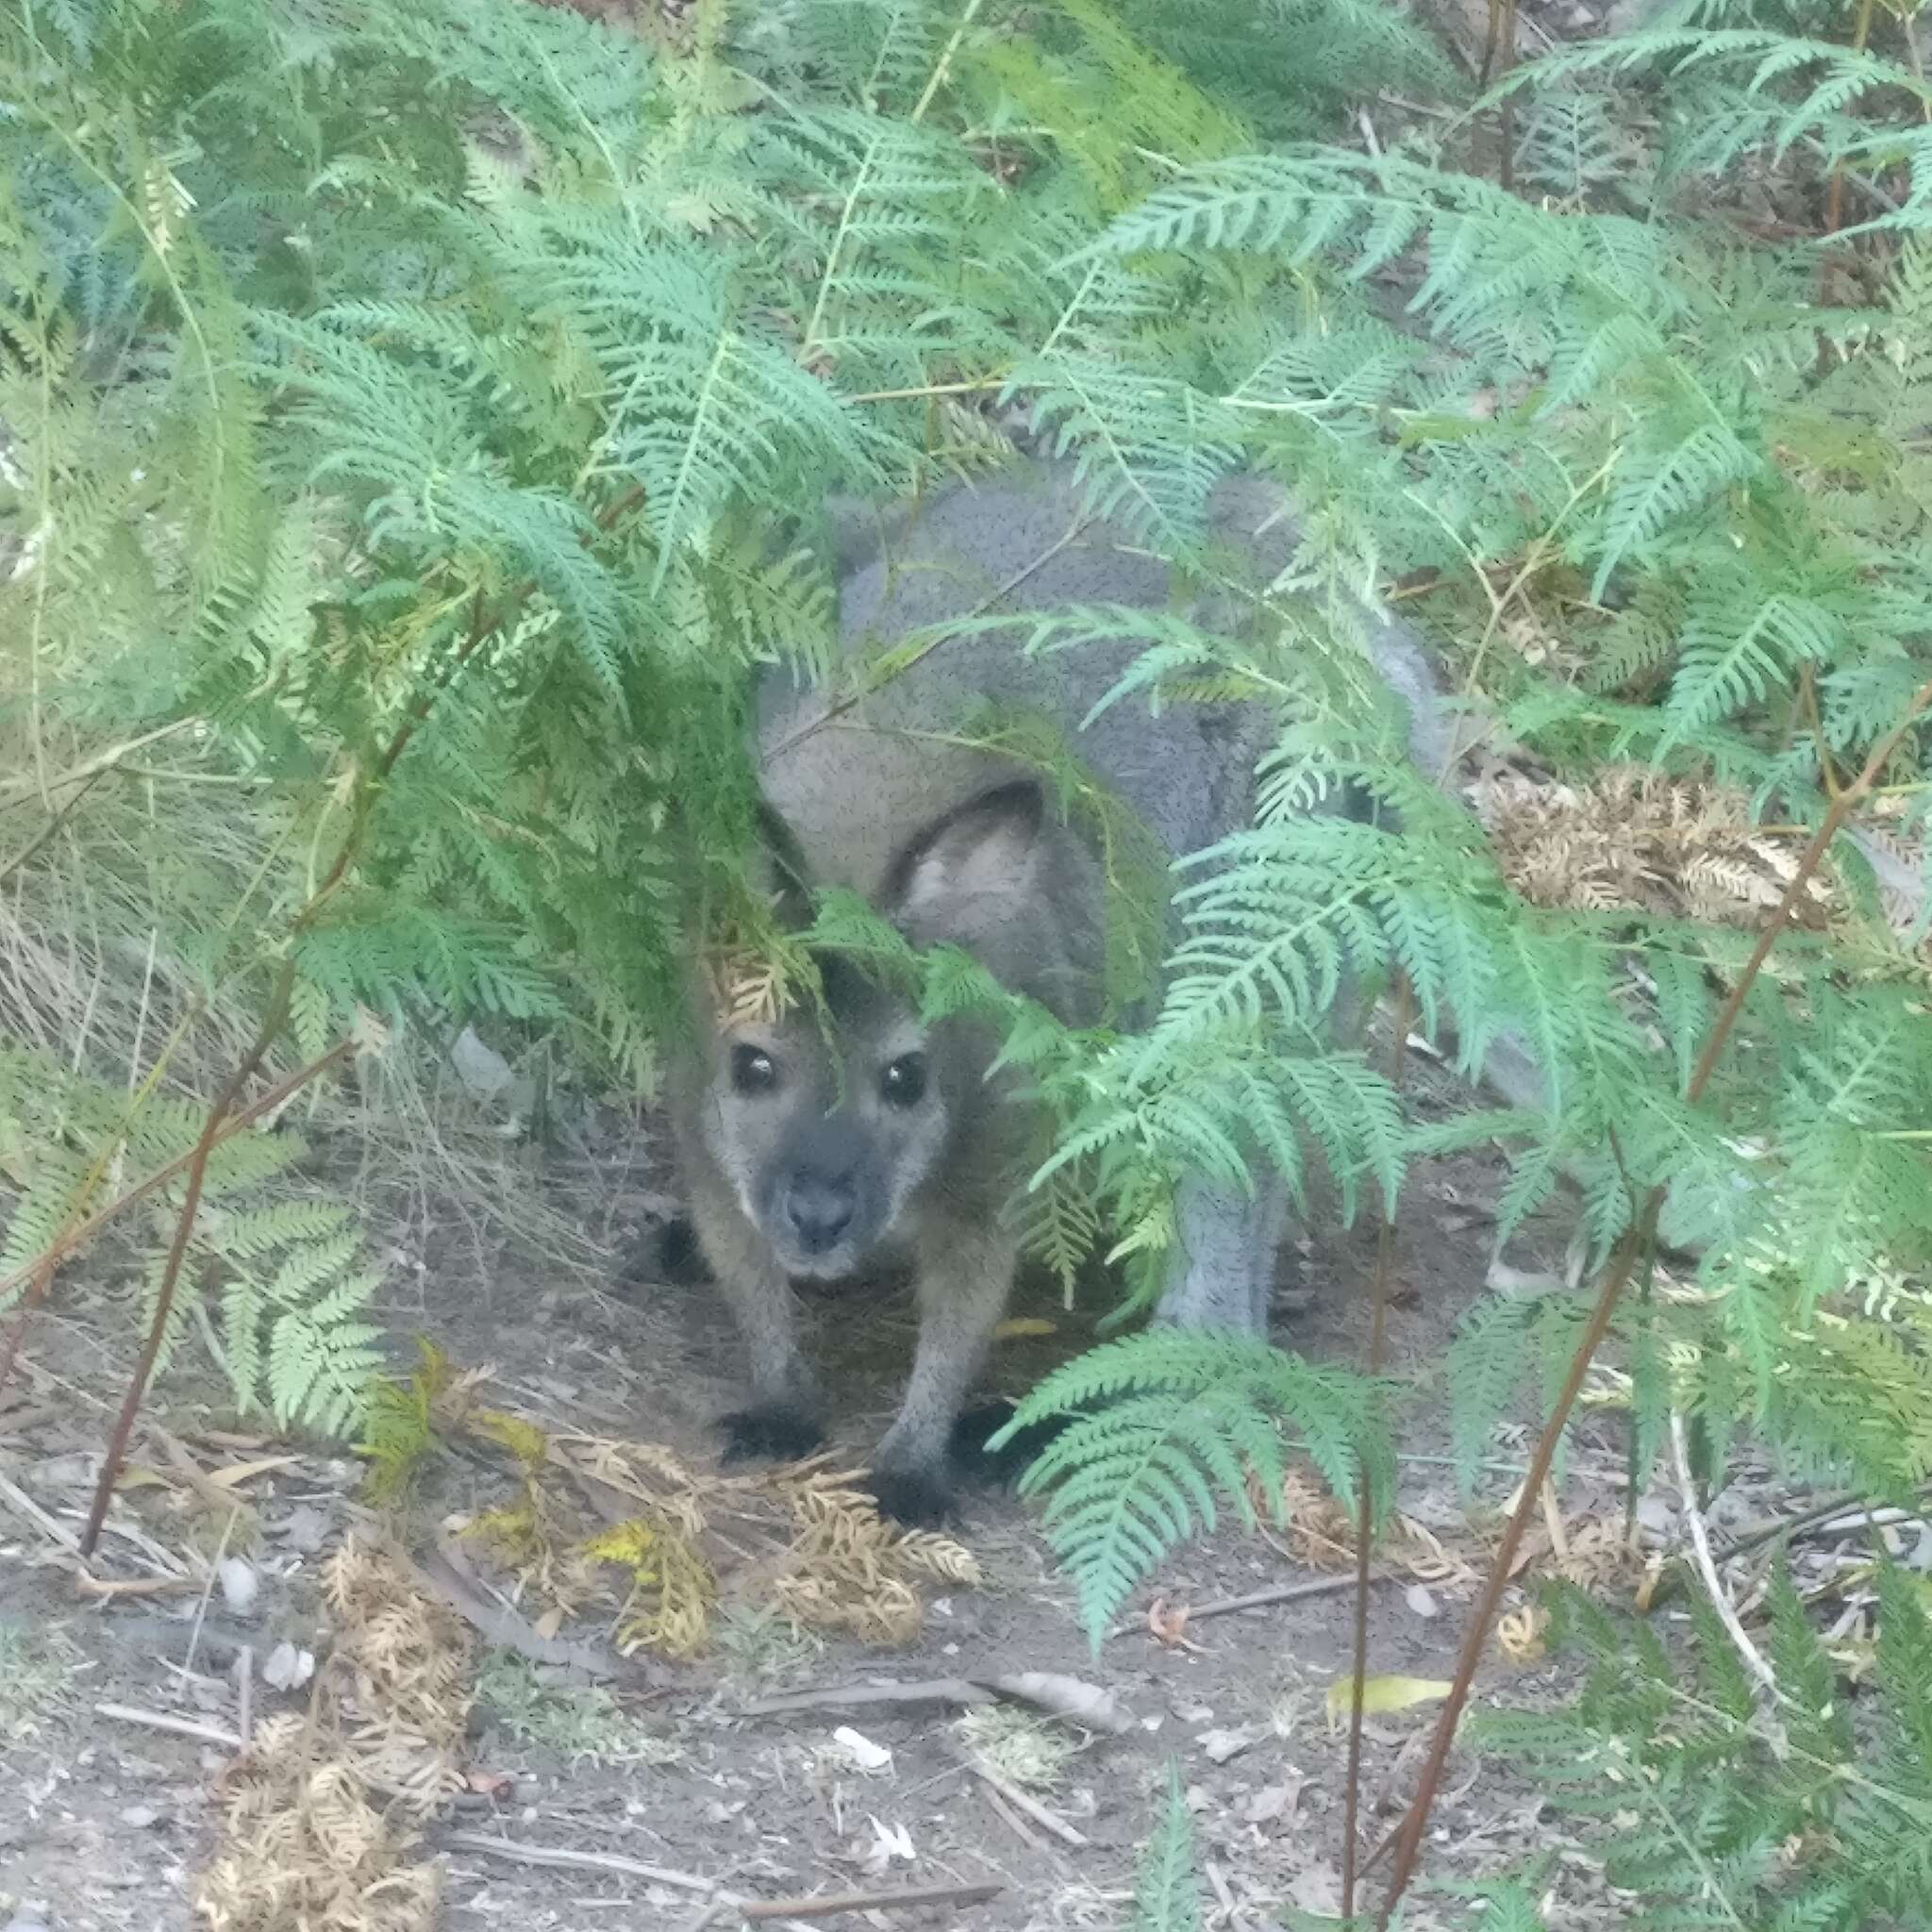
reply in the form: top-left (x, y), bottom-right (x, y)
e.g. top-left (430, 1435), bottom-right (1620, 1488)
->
top-left (757, 461), bottom-right (1291, 1018)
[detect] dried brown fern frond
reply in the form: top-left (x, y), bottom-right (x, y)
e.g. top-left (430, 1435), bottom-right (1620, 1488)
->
top-left (198, 1716), bottom-right (441, 1932)
top-left (322, 1538), bottom-right (472, 1805)
top-left (197, 1540), bottom-right (468, 1932)
top-left (765, 1462), bottom-right (983, 1644)
top-left (1275, 1468), bottom-right (1477, 1586)
top-left (375, 1374), bottom-right (987, 1660)
top-left (462, 1476), bottom-right (601, 1617)
top-left (556, 1431), bottom-right (718, 1541)
top-left (583, 1514), bottom-right (717, 1658)
top-left (1470, 765), bottom-right (1832, 931)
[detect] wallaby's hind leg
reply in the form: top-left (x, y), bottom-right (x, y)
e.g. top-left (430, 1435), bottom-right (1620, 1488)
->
top-left (1154, 1172), bottom-right (1291, 1336)
top-left (870, 1219), bottom-right (1018, 1524)
top-left (688, 1180), bottom-right (826, 1463)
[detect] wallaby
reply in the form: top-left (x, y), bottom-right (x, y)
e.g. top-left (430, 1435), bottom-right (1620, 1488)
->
top-left (667, 456), bottom-right (1502, 1524)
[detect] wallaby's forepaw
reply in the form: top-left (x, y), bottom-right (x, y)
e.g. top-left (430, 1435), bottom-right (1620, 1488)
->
top-left (947, 1398), bottom-right (1069, 1490)
top-left (867, 1464), bottom-right (958, 1527)
top-left (655, 1213), bottom-right (711, 1286)
top-left (718, 1404), bottom-right (824, 1465)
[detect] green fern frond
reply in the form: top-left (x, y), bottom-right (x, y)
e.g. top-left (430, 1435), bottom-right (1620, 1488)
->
top-left (993, 1330), bottom-right (1393, 1645)
top-left (1132, 1761), bottom-right (1201, 1932)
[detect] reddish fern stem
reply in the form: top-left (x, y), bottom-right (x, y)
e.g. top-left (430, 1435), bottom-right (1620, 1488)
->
top-left (1375, 675), bottom-right (1932, 1924)
top-left (1341, 974), bottom-right (1414, 1918)
top-left (0, 1040), bottom-right (354, 1396)
top-left (79, 963), bottom-right (299, 1555)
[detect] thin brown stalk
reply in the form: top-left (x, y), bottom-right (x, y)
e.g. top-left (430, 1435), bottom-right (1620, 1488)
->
top-left (1375, 677), bottom-right (1932, 1924)
top-left (1685, 675), bottom-right (1932, 1100)
top-left (763, 518), bottom-right (1090, 760)
top-left (1342, 976), bottom-right (1413, 1919)
top-left (1827, 0), bottom-right (1881, 234)
top-left (1798, 664), bottom-right (1841, 802)
top-left (1496, 0), bottom-right (1519, 193)
top-left (1374, 1214), bottom-right (1651, 1924)
top-left (1477, 0), bottom-right (1504, 85)
top-left (0, 768), bottom-right (108, 887)
top-left (80, 962), bottom-right (298, 1555)
top-left (0, 1039), bottom-right (354, 1396)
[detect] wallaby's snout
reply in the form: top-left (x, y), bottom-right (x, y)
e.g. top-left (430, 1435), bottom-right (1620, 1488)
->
top-left (782, 1166), bottom-right (857, 1257)
top-left (766, 1107), bottom-right (878, 1274)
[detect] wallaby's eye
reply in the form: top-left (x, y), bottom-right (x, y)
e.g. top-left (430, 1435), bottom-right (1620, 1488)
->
top-left (879, 1053), bottom-right (927, 1108)
top-left (730, 1045), bottom-right (778, 1096)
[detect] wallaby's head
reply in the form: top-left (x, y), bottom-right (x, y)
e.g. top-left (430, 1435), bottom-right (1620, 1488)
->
top-left (689, 777), bottom-right (1054, 1280)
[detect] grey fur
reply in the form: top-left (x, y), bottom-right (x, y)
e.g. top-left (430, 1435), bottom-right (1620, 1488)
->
top-left (669, 457), bottom-right (1523, 1523)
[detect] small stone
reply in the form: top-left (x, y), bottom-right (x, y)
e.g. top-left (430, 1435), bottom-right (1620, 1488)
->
top-left (1289, 1865), bottom-right (1343, 1916)
top-left (118, 1805), bottom-right (159, 1829)
top-left (831, 1726), bottom-right (892, 1773)
top-left (261, 1641), bottom-right (315, 1691)
top-left (274, 1505), bottom-right (333, 1556)
top-left (1405, 1584), bottom-right (1441, 1620)
top-left (1198, 1724), bottom-right (1263, 1765)
top-left (452, 1024), bottom-right (514, 1099)
top-left (1242, 1780), bottom-right (1301, 1827)
top-left (217, 1557), bottom-right (258, 1617)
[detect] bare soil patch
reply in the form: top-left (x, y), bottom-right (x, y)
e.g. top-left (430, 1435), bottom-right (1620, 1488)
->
top-left (0, 1050), bottom-right (1666, 1932)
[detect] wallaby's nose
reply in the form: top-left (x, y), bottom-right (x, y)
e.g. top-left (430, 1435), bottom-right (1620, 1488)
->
top-left (784, 1175), bottom-right (856, 1254)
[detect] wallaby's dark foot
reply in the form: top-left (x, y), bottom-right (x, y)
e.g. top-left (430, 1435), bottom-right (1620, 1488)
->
top-left (947, 1397), bottom-right (1071, 1490)
top-left (657, 1213), bottom-right (710, 1286)
top-left (867, 1464), bottom-right (958, 1528)
top-left (618, 1213), bottom-right (710, 1290)
top-left (717, 1404), bottom-right (824, 1465)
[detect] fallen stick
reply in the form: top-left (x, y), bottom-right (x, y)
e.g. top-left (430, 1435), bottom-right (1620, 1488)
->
top-left (72, 1573), bottom-right (199, 1601)
top-left (442, 1835), bottom-right (1002, 1924)
top-left (732, 1879), bottom-right (1004, 1922)
top-left (979, 1784), bottom-right (1048, 1853)
top-left (412, 1542), bottom-right (647, 1683)
top-left (0, 1466), bottom-right (86, 1556)
top-left (954, 1750), bottom-right (1090, 1848)
top-left (1672, 1410), bottom-right (1780, 1702)
top-left (743, 1671), bottom-right (1131, 1732)
top-left (94, 1701), bottom-right (243, 1751)
top-left (1106, 1570), bottom-right (1388, 1641)
top-left (741, 1676), bottom-right (992, 1717)
top-left (441, 1831), bottom-right (726, 1896)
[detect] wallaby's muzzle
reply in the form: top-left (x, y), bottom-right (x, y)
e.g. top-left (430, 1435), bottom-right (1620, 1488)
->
top-left (781, 1167), bottom-right (858, 1257)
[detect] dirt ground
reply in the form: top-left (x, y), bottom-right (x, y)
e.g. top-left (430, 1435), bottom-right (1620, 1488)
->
top-left (0, 1038), bottom-right (1681, 1932)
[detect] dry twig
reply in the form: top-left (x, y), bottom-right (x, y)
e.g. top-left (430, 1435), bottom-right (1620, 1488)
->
top-left (95, 1701), bottom-right (244, 1751)
top-left (953, 1750), bottom-right (1091, 1848)
top-left (1672, 1410), bottom-right (1781, 1701)
top-left (441, 1830), bottom-right (725, 1896)
top-left (730, 1880), bottom-right (1004, 1923)
top-left (444, 1834), bottom-right (1003, 1923)
top-left (1108, 1568), bottom-right (1387, 1641)
top-left (741, 1677), bottom-right (993, 1717)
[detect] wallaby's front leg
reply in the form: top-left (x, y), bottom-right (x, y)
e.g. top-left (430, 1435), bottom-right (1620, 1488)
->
top-left (688, 1177), bottom-right (825, 1462)
top-left (869, 1221), bottom-right (1018, 1524)
top-left (1154, 1171), bottom-right (1291, 1337)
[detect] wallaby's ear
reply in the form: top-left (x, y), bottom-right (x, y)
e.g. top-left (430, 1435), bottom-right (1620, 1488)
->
top-left (880, 779), bottom-right (1047, 948)
top-left (750, 798), bottom-right (816, 930)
